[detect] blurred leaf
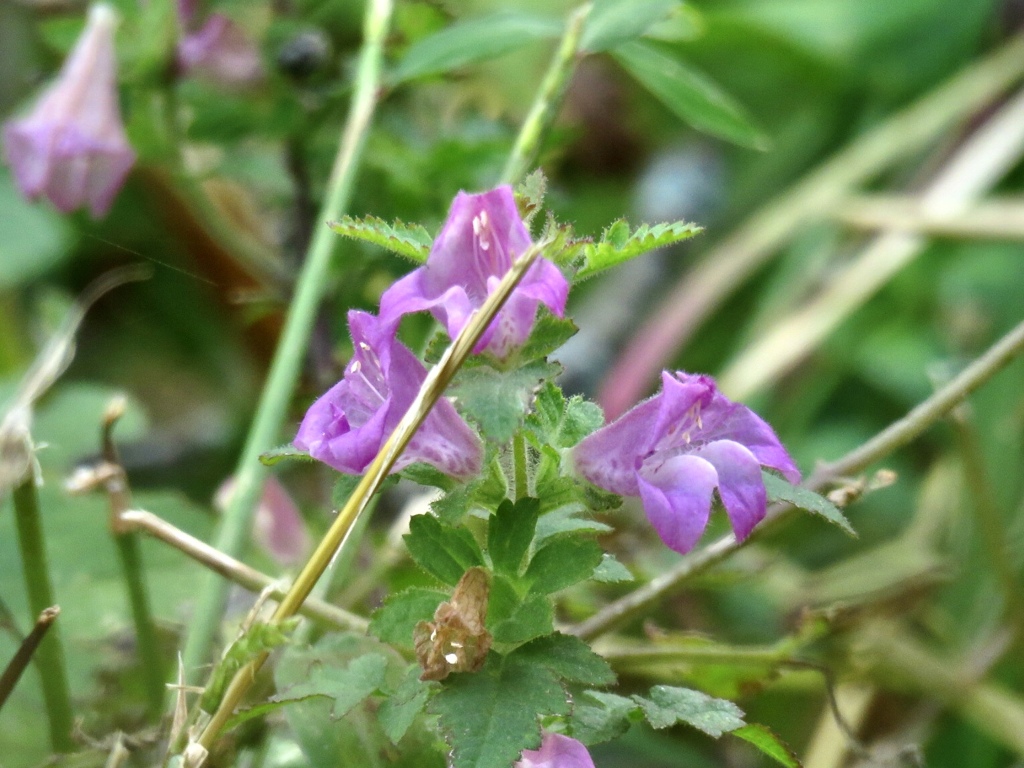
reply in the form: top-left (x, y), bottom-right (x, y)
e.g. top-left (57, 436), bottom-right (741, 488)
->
top-left (404, 514), bottom-right (485, 585)
top-left (429, 652), bottom-right (569, 768)
top-left (762, 471), bottom-right (856, 537)
top-left (259, 443), bottom-right (313, 466)
top-left (534, 504), bottom-right (614, 543)
top-left (379, 665), bottom-right (434, 744)
top-left (370, 588), bottom-right (447, 649)
top-left (276, 652), bottom-right (388, 718)
top-left (633, 684), bottom-right (746, 737)
top-left (582, 0), bottom-right (682, 53)
top-left (451, 360), bottom-right (560, 443)
top-left (0, 170), bottom-right (72, 290)
top-left (329, 215), bottom-right (433, 263)
top-left (575, 218), bottom-right (702, 280)
top-left (392, 12), bottom-right (561, 83)
top-left (612, 41), bottom-right (768, 149)
top-left (525, 536), bottom-right (603, 594)
top-left (488, 497), bottom-right (541, 577)
top-left (515, 312), bottom-right (579, 364)
top-left (732, 724), bottom-right (802, 767)
top-left (201, 620), bottom-right (298, 711)
top-left (593, 553), bottom-right (634, 583)
top-left (571, 691), bottom-right (640, 745)
top-left (511, 633), bottom-right (615, 686)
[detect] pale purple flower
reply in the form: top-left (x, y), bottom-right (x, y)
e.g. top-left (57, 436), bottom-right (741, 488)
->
top-left (294, 310), bottom-right (482, 479)
top-left (177, 0), bottom-right (264, 89)
top-left (516, 733), bottom-right (595, 768)
top-left (2, 3), bottom-right (135, 218)
top-left (379, 185), bottom-right (569, 359)
top-left (573, 372), bottom-right (800, 554)
top-left (215, 475), bottom-right (310, 566)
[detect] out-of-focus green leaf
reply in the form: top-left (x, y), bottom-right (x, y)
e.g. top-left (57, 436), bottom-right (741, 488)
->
top-left (582, 0), bottom-right (681, 53)
top-left (762, 471), bottom-right (856, 537)
top-left (329, 215), bottom-right (433, 263)
top-left (612, 41), bottom-right (768, 149)
top-left (276, 652), bottom-right (388, 718)
top-left (732, 724), bottom-right (802, 767)
top-left (259, 443), bottom-right (313, 466)
top-left (392, 12), bottom-right (562, 83)
top-left (0, 170), bottom-right (73, 290)
top-left (592, 553), bottom-right (634, 583)
top-left (571, 691), bottom-right (640, 745)
top-left (633, 684), bottom-right (746, 737)
top-left (379, 665), bottom-right (434, 744)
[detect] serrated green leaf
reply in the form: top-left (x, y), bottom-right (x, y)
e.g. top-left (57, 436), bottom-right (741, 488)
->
top-left (430, 652), bottom-right (570, 768)
top-left (592, 553), bottom-right (635, 583)
top-left (515, 170), bottom-right (547, 224)
top-left (633, 685), bottom-right (745, 737)
top-left (576, 217), bottom-right (702, 280)
top-left (401, 463), bottom-right (457, 492)
top-left (732, 724), bottom-right (802, 767)
top-left (488, 498), bottom-right (541, 576)
top-left (612, 40), bottom-right (768, 150)
top-left (405, 514), bottom-right (485, 585)
top-left (259, 443), bottom-right (313, 466)
top-left (571, 691), bottom-right (640, 745)
top-left (451, 361), bottom-right (560, 443)
top-left (490, 593), bottom-right (555, 645)
top-left (534, 504), bottom-right (614, 544)
top-left (370, 588), bottom-right (447, 649)
top-left (515, 311), bottom-right (578, 363)
top-left (393, 12), bottom-right (562, 83)
top-left (527, 382), bottom-right (605, 448)
top-left (329, 215), bottom-right (433, 262)
top-left (380, 665), bottom-right (435, 744)
top-left (511, 633), bottom-right (615, 687)
top-left (275, 653), bottom-right (388, 718)
top-left (762, 472), bottom-right (856, 537)
top-left (582, 0), bottom-right (681, 52)
top-left (331, 473), bottom-right (362, 508)
top-left (525, 536), bottom-right (604, 594)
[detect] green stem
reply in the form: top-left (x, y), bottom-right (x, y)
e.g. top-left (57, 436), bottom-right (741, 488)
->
top-left (180, 0), bottom-right (394, 683)
top-left (512, 432), bottom-right (529, 500)
top-left (114, 533), bottom-right (165, 719)
top-left (500, 3), bottom-right (592, 185)
top-left (570, 317), bottom-right (1024, 641)
top-left (11, 478), bottom-right (74, 753)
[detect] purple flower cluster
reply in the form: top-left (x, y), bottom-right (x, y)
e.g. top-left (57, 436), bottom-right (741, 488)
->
top-left (295, 185), bottom-right (567, 478)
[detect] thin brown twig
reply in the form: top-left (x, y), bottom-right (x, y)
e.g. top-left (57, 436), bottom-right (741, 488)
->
top-left (0, 606), bottom-right (60, 713)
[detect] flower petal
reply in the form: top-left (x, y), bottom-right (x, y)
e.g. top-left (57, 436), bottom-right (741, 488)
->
top-left (638, 454), bottom-right (717, 554)
top-left (516, 733), bottom-right (595, 768)
top-left (573, 396), bottom-right (663, 495)
top-left (694, 439), bottom-right (766, 541)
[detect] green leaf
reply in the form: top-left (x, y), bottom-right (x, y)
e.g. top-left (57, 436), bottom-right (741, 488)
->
top-left (430, 652), bottom-right (570, 768)
top-left (201, 620), bottom-right (297, 711)
top-left (488, 498), bottom-right (541, 576)
top-left (526, 381), bottom-right (605, 448)
top-left (451, 361), bottom-right (560, 443)
top-left (489, 593), bottom-right (555, 645)
top-left (534, 504), bottom-right (614, 544)
top-left (0, 169), bottom-right (73, 290)
top-left (332, 472), bottom-right (363, 509)
top-left (571, 691), bottom-right (640, 745)
top-left (370, 588), bottom-right (447, 649)
top-left (576, 217), bottom-right (702, 280)
top-left (525, 537), bottom-right (604, 594)
top-left (329, 215), bottom-right (433, 263)
top-left (511, 633), bottom-right (615, 687)
top-left (633, 685), bottom-right (746, 737)
top-left (762, 471), bottom-right (856, 537)
top-left (515, 311), bottom-right (579, 363)
top-left (732, 724), bottom-right (802, 767)
top-left (582, 0), bottom-right (681, 52)
top-left (612, 41), bottom-right (768, 150)
top-left (275, 653), bottom-right (388, 718)
top-left (393, 12), bottom-right (562, 83)
top-left (592, 553), bottom-right (635, 583)
top-left (259, 443), bottom-right (313, 466)
top-left (380, 665), bottom-right (435, 744)
top-left (405, 514), bottom-right (485, 585)
top-left (515, 169), bottom-right (547, 223)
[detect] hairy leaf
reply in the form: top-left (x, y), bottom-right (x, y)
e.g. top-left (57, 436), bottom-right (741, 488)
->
top-left (511, 633), bottom-right (615, 687)
top-left (762, 471), bottom-right (856, 537)
top-left (576, 217), bottom-right (702, 280)
top-left (732, 724), bottom-right (802, 767)
top-left (451, 361), bottom-right (560, 443)
top-left (525, 537), bottom-right (604, 594)
top-left (633, 685), bottom-right (745, 737)
top-left (488, 498), bottom-right (541, 576)
top-left (329, 215), bottom-right (432, 262)
top-left (405, 514), bottom-right (485, 585)
top-left (276, 653), bottom-right (388, 718)
top-left (571, 691), bottom-right (640, 745)
top-left (370, 588), bottom-right (447, 649)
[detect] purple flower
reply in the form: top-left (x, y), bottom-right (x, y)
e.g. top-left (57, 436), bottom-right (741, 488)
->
top-left (379, 185), bottom-right (569, 359)
top-left (215, 475), bottom-right (310, 566)
top-left (294, 310), bottom-right (482, 479)
top-left (516, 733), bottom-right (595, 768)
top-left (2, 3), bottom-right (135, 218)
top-left (177, 0), bottom-right (264, 89)
top-left (573, 372), bottom-right (800, 554)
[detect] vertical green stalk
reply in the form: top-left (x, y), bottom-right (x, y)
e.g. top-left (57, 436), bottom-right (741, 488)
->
top-left (500, 3), bottom-right (592, 186)
top-left (512, 432), bottom-right (529, 500)
top-left (114, 533), bottom-right (165, 718)
top-left (11, 478), bottom-right (74, 752)
top-left (180, 0), bottom-right (395, 683)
